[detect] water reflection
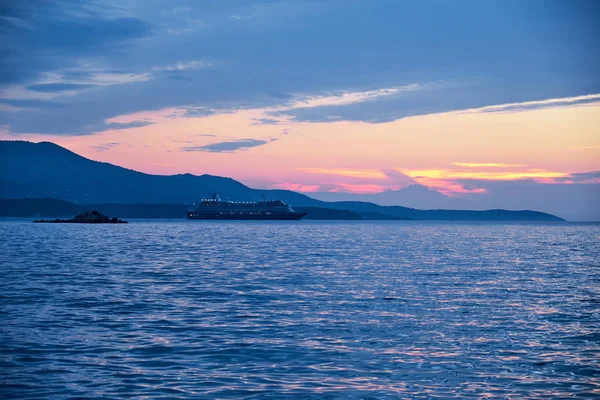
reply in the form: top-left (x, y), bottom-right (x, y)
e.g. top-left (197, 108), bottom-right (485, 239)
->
top-left (0, 221), bottom-right (599, 398)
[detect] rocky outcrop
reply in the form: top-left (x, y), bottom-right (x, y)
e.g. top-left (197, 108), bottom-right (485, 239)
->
top-left (34, 210), bottom-right (127, 223)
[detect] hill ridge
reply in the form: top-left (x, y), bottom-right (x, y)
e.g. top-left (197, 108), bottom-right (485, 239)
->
top-left (0, 140), bottom-right (564, 221)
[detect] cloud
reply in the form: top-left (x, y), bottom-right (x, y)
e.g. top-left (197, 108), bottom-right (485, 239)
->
top-left (330, 183), bottom-right (392, 193)
top-left (401, 168), bottom-right (570, 181)
top-left (2, 1), bottom-right (599, 137)
top-left (90, 142), bottom-right (121, 152)
top-left (272, 183), bottom-right (321, 192)
top-left (1, 69), bottom-right (153, 104)
top-left (226, 84), bottom-right (429, 127)
top-left (103, 121), bottom-right (155, 130)
top-left (38, 70), bottom-right (152, 90)
top-left (453, 162), bottom-right (527, 168)
top-left (104, 107), bottom-right (193, 125)
top-left (26, 83), bottom-right (98, 93)
top-left (273, 182), bottom-right (399, 194)
top-left (81, 71), bottom-right (152, 86)
top-left (0, 0), bottom-right (151, 85)
top-left (295, 168), bottom-right (388, 179)
top-left (230, 14), bottom-right (259, 20)
top-left (181, 138), bottom-right (275, 153)
top-left (398, 167), bottom-right (599, 195)
top-left (251, 117), bottom-right (287, 125)
top-left (0, 104), bottom-right (20, 112)
top-left (453, 94), bottom-right (600, 115)
top-left (284, 84), bottom-right (421, 110)
top-left (553, 171), bottom-right (600, 184)
top-left (262, 82), bottom-right (450, 124)
top-left (163, 9), bottom-right (210, 35)
top-left (152, 60), bottom-right (212, 72)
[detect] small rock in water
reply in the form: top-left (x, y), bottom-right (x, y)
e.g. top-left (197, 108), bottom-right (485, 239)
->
top-left (33, 210), bottom-right (127, 223)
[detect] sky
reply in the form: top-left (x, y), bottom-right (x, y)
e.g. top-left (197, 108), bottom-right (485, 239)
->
top-left (1, 0), bottom-right (599, 218)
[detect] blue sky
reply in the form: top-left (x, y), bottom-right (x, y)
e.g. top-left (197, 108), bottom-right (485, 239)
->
top-left (1, 0), bottom-right (598, 134)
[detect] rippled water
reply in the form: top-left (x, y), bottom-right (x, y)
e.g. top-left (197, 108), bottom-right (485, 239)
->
top-left (1, 220), bottom-right (599, 398)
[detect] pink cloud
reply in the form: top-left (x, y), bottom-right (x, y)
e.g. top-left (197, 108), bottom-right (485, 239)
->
top-left (273, 183), bottom-right (321, 192)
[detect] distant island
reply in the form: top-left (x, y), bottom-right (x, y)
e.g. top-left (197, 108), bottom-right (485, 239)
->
top-left (0, 141), bottom-right (565, 221)
top-left (33, 210), bottom-right (127, 224)
top-left (1, 198), bottom-right (563, 222)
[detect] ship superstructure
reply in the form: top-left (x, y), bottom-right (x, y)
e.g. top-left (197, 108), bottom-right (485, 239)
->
top-left (187, 194), bottom-right (308, 220)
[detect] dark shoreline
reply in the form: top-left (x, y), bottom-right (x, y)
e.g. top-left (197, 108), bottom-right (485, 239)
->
top-left (1, 198), bottom-right (565, 222)
top-left (33, 219), bottom-right (128, 223)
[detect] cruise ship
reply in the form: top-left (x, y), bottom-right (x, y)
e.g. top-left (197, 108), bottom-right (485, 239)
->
top-left (187, 194), bottom-right (308, 220)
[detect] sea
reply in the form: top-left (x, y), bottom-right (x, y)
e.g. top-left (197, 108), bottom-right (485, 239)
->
top-left (0, 219), bottom-right (599, 399)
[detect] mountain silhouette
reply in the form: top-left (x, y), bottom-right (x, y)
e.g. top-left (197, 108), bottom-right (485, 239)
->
top-left (309, 184), bottom-right (453, 209)
top-left (0, 141), bottom-right (564, 221)
top-left (0, 198), bottom-right (376, 220)
top-left (0, 140), bottom-right (319, 205)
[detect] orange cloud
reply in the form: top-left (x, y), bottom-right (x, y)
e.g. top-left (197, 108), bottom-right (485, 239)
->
top-left (295, 168), bottom-right (387, 180)
top-left (400, 168), bottom-right (570, 181)
top-left (399, 167), bottom-right (574, 196)
top-left (453, 162), bottom-right (527, 168)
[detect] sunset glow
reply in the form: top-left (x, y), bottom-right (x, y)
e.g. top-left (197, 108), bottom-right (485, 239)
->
top-left (295, 168), bottom-right (389, 180)
top-left (401, 169), bottom-right (571, 182)
top-left (452, 163), bottom-right (528, 168)
top-left (3, 96), bottom-right (598, 197)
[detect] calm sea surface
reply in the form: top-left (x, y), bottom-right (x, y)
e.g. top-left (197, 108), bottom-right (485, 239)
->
top-left (0, 220), bottom-right (599, 399)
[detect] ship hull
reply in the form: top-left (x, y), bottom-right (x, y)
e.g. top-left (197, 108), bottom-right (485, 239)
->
top-left (187, 212), bottom-right (308, 220)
